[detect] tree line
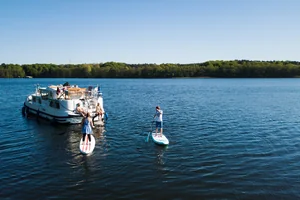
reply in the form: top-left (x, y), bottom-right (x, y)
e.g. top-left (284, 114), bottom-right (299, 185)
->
top-left (1, 60), bottom-right (300, 78)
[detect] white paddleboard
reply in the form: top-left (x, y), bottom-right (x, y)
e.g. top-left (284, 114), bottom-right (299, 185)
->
top-left (79, 134), bottom-right (96, 155)
top-left (151, 132), bottom-right (169, 145)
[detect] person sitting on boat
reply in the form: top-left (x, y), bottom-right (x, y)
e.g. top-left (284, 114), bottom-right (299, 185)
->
top-left (76, 103), bottom-right (85, 116)
top-left (95, 103), bottom-right (103, 121)
top-left (81, 112), bottom-right (95, 144)
top-left (154, 106), bottom-right (163, 136)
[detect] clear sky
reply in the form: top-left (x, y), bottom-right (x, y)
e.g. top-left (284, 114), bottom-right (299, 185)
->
top-left (0, 0), bottom-right (299, 64)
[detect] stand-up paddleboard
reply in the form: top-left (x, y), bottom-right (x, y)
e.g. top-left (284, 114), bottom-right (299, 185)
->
top-left (79, 134), bottom-right (96, 155)
top-left (151, 132), bottom-right (169, 145)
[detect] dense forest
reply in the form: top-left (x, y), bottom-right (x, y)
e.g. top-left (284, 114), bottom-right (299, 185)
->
top-left (1, 60), bottom-right (300, 78)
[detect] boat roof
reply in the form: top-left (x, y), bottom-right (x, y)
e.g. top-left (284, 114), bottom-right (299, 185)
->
top-left (47, 85), bottom-right (87, 92)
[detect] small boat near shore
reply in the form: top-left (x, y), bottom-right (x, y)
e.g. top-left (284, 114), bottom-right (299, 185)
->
top-left (22, 82), bottom-right (106, 125)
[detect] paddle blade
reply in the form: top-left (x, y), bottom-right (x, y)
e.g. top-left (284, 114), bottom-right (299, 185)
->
top-left (145, 132), bottom-right (150, 142)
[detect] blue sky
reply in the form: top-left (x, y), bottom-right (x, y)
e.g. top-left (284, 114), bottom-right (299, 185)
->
top-left (0, 0), bottom-right (299, 64)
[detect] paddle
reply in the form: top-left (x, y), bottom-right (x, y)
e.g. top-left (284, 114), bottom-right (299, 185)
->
top-left (145, 121), bottom-right (154, 142)
top-left (145, 132), bottom-right (151, 142)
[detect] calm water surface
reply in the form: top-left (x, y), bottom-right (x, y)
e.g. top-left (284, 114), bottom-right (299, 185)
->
top-left (1, 78), bottom-right (300, 199)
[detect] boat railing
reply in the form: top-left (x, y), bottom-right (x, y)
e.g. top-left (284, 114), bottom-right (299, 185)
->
top-left (47, 85), bottom-right (102, 101)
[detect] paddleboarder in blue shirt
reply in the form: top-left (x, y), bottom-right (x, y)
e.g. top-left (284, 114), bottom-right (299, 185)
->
top-left (154, 106), bottom-right (163, 136)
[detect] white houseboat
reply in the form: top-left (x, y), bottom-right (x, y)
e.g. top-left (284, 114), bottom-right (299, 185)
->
top-left (22, 83), bottom-right (106, 125)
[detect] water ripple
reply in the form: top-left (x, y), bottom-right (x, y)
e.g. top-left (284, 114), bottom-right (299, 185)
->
top-left (1, 78), bottom-right (300, 199)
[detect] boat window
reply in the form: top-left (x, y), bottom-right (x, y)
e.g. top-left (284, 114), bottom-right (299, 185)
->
top-left (32, 96), bottom-right (36, 102)
top-left (38, 98), bottom-right (42, 104)
top-left (49, 100), bottom-right (60, 109)
top-left (40, 89), bottom-right (49, 100)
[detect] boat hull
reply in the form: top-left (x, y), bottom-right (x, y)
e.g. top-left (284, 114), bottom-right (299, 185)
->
top-left (23, 104), bottom-right (84, 124)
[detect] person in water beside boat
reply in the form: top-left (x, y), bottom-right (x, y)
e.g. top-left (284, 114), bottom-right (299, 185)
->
top-left (154, 106), bottom-right (163, 136)
top-left (81, 112), bottom-right (95, 143)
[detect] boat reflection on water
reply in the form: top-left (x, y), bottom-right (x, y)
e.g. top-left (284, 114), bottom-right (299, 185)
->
top-left (93, 125), bottom-right (106, 139)
top-left (64, 125), bottom-right (109, 182)
top-left (23, 114), bottom-right (108, 159)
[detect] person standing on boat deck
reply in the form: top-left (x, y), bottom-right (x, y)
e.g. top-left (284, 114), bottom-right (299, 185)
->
top-left (81, 112), bottom-right (95, 143)
top-left (56, 87), bottom-right (60, 97)
top-left (56, 87), bottom-right (60, 95)
top-left (154, 106), bottom-right (163, 136)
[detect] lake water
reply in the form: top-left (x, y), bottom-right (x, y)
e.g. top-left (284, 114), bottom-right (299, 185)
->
top-left (1, 78), bottom-right (300, 199)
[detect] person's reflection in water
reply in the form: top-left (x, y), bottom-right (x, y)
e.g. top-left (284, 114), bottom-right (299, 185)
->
top-left (156, 147), bottom-right (168, 166)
